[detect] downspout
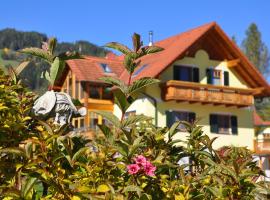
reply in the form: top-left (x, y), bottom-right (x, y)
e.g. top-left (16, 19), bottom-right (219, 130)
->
top-left (142, 92), bottom-right (158, 127)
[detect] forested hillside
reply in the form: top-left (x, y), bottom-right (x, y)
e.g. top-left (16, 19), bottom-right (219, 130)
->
top-left (0, 28), bottom-right (109, 56)
top-left (0, 28), bottom-right (109, 93)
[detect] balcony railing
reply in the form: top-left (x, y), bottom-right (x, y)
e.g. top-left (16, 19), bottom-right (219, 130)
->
top-left (161, 80), bottom-right (256, 107)
top-left (254, 134), bottom-right (270, 154)
top-left (81, 98), bottom-right (114, 111)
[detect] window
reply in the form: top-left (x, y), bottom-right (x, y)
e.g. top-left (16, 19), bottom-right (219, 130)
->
top-left (206, 69), bottom-right (229, 86)
top-left (75, 81), bottom-right (79, 99)
top-left (99, 63), bottom-right (112, 73)
top-left (174, 65), bottom-right (199, 82)
top-left (102, 87), bottom-right (113, 100)
top-left (90, 86), bottom-right (101, 99)
top-left (210, 114), bottom-right (238, 134)
top-left (89, 112), bottom-right (99, 131)
top-left (166, 111), bottom-right (196, 131)
top-left (80, 82), bottom-right (85, 99)
top-left (80, 118), bottom-right (85, 128)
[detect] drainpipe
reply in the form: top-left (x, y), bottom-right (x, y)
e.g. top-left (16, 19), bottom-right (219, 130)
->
top-left (142, 92), bottom-right (158, 127)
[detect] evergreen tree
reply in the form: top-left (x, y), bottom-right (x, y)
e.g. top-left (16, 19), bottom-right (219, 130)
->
top-left (242, 23), bottom-right (270, 76)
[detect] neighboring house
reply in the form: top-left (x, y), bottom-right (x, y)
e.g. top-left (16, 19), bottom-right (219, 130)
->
top-left (114, 22), bottom-right (270, 150)
top-left (57, 22), bottom-right (270, 151)
top-left (253, 112), bottom-right (270, 175)
top-left (57, 54), bottom-right (124, 136)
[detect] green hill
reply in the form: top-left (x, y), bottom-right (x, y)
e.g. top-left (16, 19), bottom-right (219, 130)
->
top-left (0, 28), bottom-right (110, 93)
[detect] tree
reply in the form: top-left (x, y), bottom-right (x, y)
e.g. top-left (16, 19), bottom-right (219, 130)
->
top-left (242, 23), bottom-right (270, 76)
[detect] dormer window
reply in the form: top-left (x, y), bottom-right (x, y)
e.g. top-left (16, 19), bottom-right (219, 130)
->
top-left (132, 64), bottom-right (149, 77)
top-left (99, 63), bottom-right (112, 73)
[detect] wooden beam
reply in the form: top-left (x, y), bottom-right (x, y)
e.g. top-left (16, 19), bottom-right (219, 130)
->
top-left (227, 59), bottom-right (240, 68)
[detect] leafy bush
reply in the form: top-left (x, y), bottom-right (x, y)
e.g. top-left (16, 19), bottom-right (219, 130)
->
top-left (0, 33), bottom-right (269, 199)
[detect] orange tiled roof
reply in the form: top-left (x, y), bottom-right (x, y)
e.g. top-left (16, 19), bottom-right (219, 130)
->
top-left (253, 112), bottom-right (270, 126)
top-left (119, 22), bottom-right (216, 83)
top-left (66, 55), bottom-right (124, 82)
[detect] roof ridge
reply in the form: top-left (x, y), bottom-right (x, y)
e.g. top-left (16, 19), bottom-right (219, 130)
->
top-left (155, 21), bottom-right (216, 46)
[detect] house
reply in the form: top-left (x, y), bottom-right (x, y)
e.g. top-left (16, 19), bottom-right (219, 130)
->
top-left (57, 22), bottom-right (270, 151)
top-left (57, 54), bottom-right (124, 136)
top-left (253, 112), bottom-right (270, 175)
top-left (114, 22), bottom-right (270, 150)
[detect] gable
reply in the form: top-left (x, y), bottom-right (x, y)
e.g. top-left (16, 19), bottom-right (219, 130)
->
top-left (159, 49), bottom-right (249, 89)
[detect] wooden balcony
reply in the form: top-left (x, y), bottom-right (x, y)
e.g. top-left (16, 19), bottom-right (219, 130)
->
top-left (81, 98), bottom-right (114, 111)
top-left (254, 135), bottom-right (270, 155)
top-left (161, 80), bottom-right (256, 107)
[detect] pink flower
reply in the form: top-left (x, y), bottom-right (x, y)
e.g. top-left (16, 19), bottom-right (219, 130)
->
top-left (127, 164), bottom-right (140, 175)
top-left (134, 155), bottom-right (147, 166)
top-left (143, 161), bottom-right (156, 176)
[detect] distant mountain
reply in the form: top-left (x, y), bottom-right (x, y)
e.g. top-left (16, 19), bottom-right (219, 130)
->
top-left (0, 28), bottom-right (109, 56)
top-left (0, 28), bottom-right (110, 93)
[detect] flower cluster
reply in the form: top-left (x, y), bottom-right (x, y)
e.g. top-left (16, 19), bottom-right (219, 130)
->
top-left (127, 155), bottom-right (156, 176)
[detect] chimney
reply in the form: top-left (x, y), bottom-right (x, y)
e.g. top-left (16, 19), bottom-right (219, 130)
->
top-left (148, 31), bottom-right (153, 46)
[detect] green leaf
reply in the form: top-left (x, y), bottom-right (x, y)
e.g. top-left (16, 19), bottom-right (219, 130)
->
top-left (168, 121), bottom-right (181, 139)
top-left (123, 185), bottom-right (143, 197)
top-left (0, 147), bottom-right (26, 157)
top-left (105, 42), bottom-right (132, 55)
top-left (97, 184), bottom-right (110, 193)
top-left (132, 33), bottom-right (142, 52)
top-left (128, 77), bottom-right (160, 96)
top-left (121, 114), bottom-right (151, 128)
top-left (138, 46), bottom-right (164, 57)
top-left (58, 51), bottom-right (82, 60)
top-left (21, 177), bottom-right (37, 198)
top-left (19, 47), bottom-right (54, 63)
top-left (98, 124), bottom-right (114, 144)
top-left (15, 61), bottom-right (30, 75)
top-left (72, 147), bottom-right (89, 163)
top-left (48, 37), bottom-right (57, 55)
top-left (48, 57), bottom-right (65, 86)
top-left (194, 150), bottom-right (213, 159)
top-left (99, 77), bottom-right (128, 95)
top-left (94, 110), bottom-right (121, 128)
top-left (76, 185), bottom-right (92, 193)
top-left (115, 140), bottom-right (129, 157)
top-left (114, 90), bottom-right (134, 114)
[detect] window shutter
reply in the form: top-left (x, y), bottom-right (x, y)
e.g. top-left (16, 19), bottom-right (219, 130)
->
top-left (193, 68), bottom-right (199, 82)
top-left (189, 112), bottom-right (196, 123)
top-left (210, 114), bottom-right (218, 133)
top-left (166, 111), bottom-right (174, 127)
top-left (231, 115), bottom-right (238, 135)
top-left (206, 68), bottom-right (213, 84)
top-left (224, 71), bottom-right (229, 86)
top-left (174, 66), bottom-right (180, 80)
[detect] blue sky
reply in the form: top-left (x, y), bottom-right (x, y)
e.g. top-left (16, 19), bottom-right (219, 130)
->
top-left (0, 0), bottom-right (269, 50)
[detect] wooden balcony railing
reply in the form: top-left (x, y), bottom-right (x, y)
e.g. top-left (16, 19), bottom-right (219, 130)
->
top-left (254, 136), bottom-right (270, 154)
top-left (161, 80), bottom-right (256, 107)
top-left (81, 98), bottom-right (114, 111)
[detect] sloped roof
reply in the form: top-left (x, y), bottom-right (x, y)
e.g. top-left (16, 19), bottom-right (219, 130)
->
top-left (253, 112), bottom-right (270, 126)
top-left (119, 22), bottom-right (215, 82)
top-left (119, 22), bottom-right (270, 96)
top-left (66, 55), bottom-right (124, 82)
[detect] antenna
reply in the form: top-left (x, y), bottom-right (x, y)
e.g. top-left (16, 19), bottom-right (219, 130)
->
top-left (149, 31), bottom-right (153, 46)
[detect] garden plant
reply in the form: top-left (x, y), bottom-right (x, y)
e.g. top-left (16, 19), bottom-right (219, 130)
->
top-left (0, 34), bottom-right (269, 199)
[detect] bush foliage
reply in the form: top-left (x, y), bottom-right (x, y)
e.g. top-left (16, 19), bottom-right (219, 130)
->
top-left (0, 33), bottom-right (269, 199)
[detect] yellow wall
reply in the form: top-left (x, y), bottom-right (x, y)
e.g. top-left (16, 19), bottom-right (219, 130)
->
top-left (159, 50), bottom-right (248, 88)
